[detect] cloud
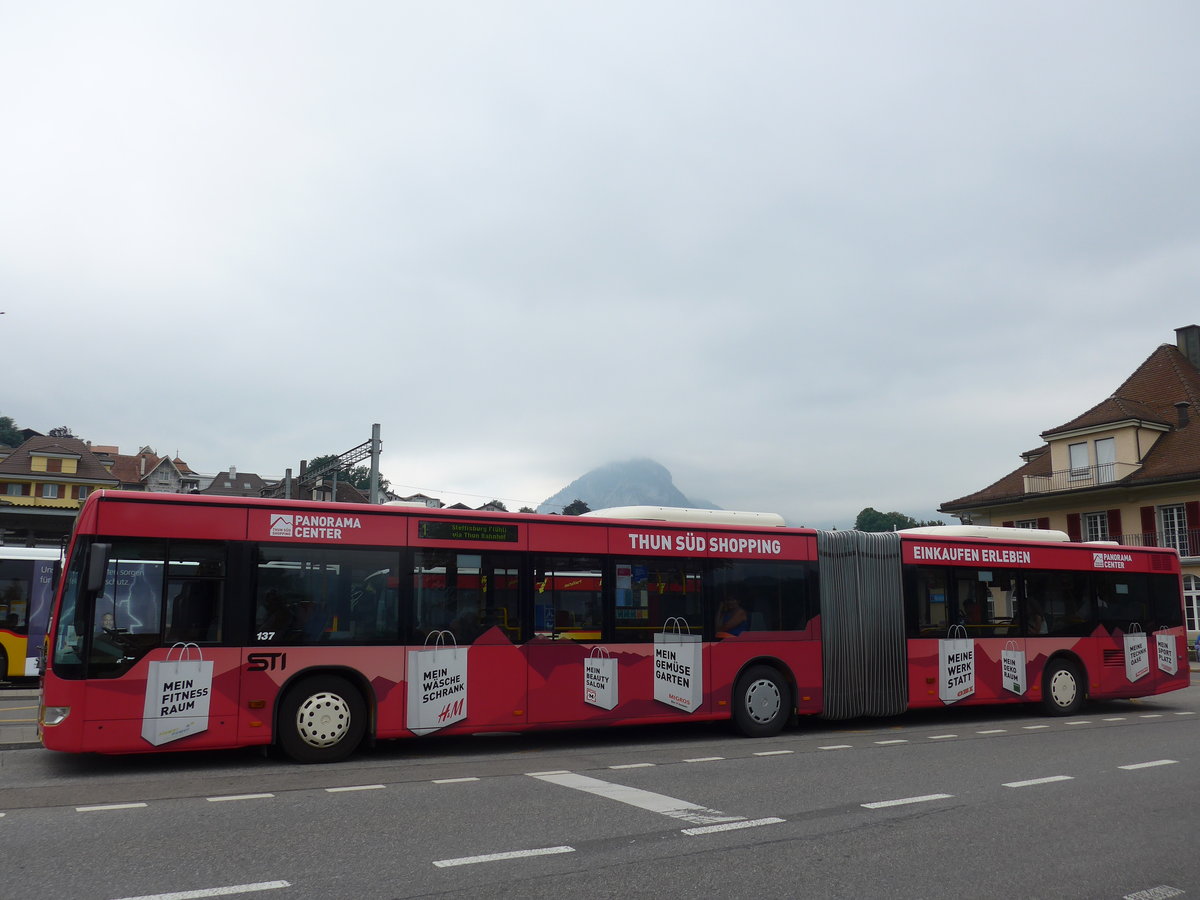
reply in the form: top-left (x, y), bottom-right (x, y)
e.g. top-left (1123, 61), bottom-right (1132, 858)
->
top-left (3, 2), bottom-right (1199, 528)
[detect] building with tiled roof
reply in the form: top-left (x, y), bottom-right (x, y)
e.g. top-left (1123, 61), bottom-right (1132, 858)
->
top-left (0, 435), bottom-right (119, 544)
top-left (199, 467), bottom-right (276, 498)
top-left (106, 446), bottom-right (203, 493)
top-left (941, 325), bottom-right (1200, 640)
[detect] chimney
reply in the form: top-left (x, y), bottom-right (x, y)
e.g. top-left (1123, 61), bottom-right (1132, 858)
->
top-left (1176, 324), bottom-right (1200, 370)
top-left (229, 465), bottom-right (237, 478)
top-left (1176, 402), bottom-right (1190, 428)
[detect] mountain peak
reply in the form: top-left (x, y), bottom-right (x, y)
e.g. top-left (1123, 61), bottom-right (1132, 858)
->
top-left (538, 458), bottom-right (715, 514)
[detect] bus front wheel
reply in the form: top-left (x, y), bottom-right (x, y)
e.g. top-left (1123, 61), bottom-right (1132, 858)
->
top-left (278, 675), bottom-right (367, 763)
top-left (1041, 659), bottom-right (1085, 716)
top-left (732, 665), bottom-right (791, 737)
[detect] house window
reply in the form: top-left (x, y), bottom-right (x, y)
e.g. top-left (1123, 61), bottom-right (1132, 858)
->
top-left (1185, 575), bottom-right (1200, 633)
top-left (1082, 511), bottom-right (1109, 542)
top-left (5, 484), bottom-right (22, 496)
top-left (1094, 437), bottom-right (1116, 483)
top-left (43, 484), bottom-right (59, 499)
top-left (1015, 519), bottom-right (1038, 529)
top-left (1160, 505), bottom-right (1190, 555)
top-left (78, 486), bottom-right (90, 500)
top-left (1069, 442), bottom-right (1089, 477)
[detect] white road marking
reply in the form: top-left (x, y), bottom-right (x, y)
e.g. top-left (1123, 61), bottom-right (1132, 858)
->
top-left (1103, 717), bottom-right (1127, 722)
top-left (819, 744), bottom-right (853, 750)
top-left (977, 729), bottom-right (1006, 734)
top-left (1002, 776), bottom-right (1074, 788)
top-left (684, 756), bottom-right (725, 763)
top-left (109, 881), bottom-right (290, 899)
top-left (1119, 760), bottom-right (1178, 770)
top-left (433, 846), bottom-right (575, 868)
top-left (531, 771), bottom-right (743, 825)
top-left (1065, 720), bottom-right (1089, 725)
top-left (928, 734), bottom-right (957, 740)
top-left (1023, 725), bottom-right (1050, 730)
top-left (862, 794), bottom-right (953, 809)
top-left (206, 794), bottom-right (274, 803)
top-left (326, 784), bottom-right (386, 792)
top-left (1175, 711), bottom-right (1196, 716)
top-left (1138, 714), bottom-right (1163, 719)
top-left (875, 739), bottom-right (908, 745)
top-left (610, 763), bottom-right (655, 769)
top-left (431, 778), bottom-right (479, 784)
top-left (682, 817), bottom-right (785, 836)
top-left (1122, 885), bottom-right (1185, 899)
top-left (754, 750), bottom-right (794, 756)
top-left (77, 803), bottom-right (148, 812)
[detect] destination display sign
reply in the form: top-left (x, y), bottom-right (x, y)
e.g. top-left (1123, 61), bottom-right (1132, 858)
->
top-left (417, 520), bottom-right (519, 543)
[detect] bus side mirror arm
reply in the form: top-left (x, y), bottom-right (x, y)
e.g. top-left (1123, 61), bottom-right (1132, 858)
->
top-left (87, 543), bottom-right (111, 593)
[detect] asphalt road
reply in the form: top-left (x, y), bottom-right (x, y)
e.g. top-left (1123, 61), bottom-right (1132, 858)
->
top-left (2, 686), bottom-right (1199, 900)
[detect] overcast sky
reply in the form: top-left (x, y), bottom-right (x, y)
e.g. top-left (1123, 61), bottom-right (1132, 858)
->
top-left (3, 3), bottom-right (1198, 528)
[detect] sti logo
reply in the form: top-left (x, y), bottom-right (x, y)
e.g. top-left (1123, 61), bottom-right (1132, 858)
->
top-left (269, 514), bottom-right (294, 537)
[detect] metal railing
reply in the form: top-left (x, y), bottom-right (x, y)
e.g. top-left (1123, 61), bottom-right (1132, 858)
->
top-left (1023, 462), bottom-right (1140, 494)
top-left (1116, 530), bottom-right (1197, 556)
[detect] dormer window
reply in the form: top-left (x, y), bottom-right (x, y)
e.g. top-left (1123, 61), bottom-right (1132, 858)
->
top-left (1069, 442), bottom-right (1089, 478)
top-left (1095, 437), bottom-right (1116, 483)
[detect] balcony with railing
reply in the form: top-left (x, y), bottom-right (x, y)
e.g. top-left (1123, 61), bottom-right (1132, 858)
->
top-left (1024, 462), bottom-right (1141, 494)
top-left (1115, 530), bottom-right (1197, 557)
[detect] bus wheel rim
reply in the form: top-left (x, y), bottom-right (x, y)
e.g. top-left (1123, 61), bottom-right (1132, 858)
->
top-left (1049, 669), bottom-right (1076, 707)
top-left (296, 691), bottom-right (352, 748)
top-left (745, 679), bottom-right (782, 724)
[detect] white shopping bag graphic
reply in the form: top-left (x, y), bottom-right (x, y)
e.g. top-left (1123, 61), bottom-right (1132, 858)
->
top-left (654, 617), bottom-right (703, 713)
top-left (1124, 623), bottom-right (1149, 683)
top-left (1155, 631), bottom-right (1178, 676)
top-left (938, 624), bottom-right (974, 704)
top-left (1001, 640), bottom-right (1026, 696)
top-left (584, 646), bottom-right (618, 710)
top-left (407, 630), bottom-right (468, 736)
top-left (141, 643), bottom-right (213, 747)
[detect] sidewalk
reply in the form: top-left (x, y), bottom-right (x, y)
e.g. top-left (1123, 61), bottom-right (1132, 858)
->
top-left (0, 688), bottom-right (41, 751)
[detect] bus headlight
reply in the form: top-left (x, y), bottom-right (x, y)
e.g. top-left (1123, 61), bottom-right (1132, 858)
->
top-left (41, 706), bottom-right (70, 727)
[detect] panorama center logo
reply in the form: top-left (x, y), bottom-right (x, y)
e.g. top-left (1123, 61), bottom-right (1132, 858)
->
top-left (269, 514), bottom-right (294, 537)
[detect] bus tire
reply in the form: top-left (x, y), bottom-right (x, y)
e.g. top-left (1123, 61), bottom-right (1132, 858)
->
top-left (277, 675), bottom-right (366, 763)
top-left (1041, 658), bottom-right (1085, 716)
top-left (732, 665), bottom-right (791, 737)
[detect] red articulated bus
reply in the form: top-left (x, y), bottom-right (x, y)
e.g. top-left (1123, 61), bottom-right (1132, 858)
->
top-left (38, 492), bottom-right (1188, 762)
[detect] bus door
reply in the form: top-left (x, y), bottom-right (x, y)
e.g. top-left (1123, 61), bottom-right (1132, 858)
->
top-left (409, 551), bottom-right (526, 732)
top-left (71, 541), bottom-right (242, 753)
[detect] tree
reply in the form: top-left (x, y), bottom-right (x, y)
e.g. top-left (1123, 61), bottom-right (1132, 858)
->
top-left (519, 506), bottom-right (535, 513)
top-left (484, 500), bottom-right (508, 512)
top-left (306, 454), bottom-right (391, 493)
top-left (562, 498), bottom-right (591, 516)
top-left (0, 416), bottom-right (21, 447)
top-left (854, 507), bottom-right (944, 532)
top-left (48, 425), bottom-right (75, 438)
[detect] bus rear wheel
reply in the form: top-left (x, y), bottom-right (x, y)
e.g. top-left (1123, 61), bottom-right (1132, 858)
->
top-left (732, 665), bottom-right (791, 737)
top-left (278, 675), bottom-right (366, 763)
top-left (1041, 659), bottom-right (1085, 716)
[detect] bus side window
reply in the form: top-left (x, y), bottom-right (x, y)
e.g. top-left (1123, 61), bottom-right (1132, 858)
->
top-left (909, 567), bottom-right (948, 637)
top-left (165, 580), bottom-right (222, 643)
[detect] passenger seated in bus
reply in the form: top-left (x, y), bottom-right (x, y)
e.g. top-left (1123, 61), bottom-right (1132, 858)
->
top-left (716, 596), bottom-right (748, 637)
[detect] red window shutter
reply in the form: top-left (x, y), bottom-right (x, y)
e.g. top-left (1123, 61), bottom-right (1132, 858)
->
top-left (1140, 506), bottom-right (1157, 547)
top-left (1106, 509), bottom-right (1122, 540)
top-left (1037, 517), bottom-right (1050, 530)
top-left (1066, 513), bottom-right (1082, 542)
top-left (1002, 520), bottom-right (1014, 528)
top-left (1187, 501), bottom-right (1200, 530)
